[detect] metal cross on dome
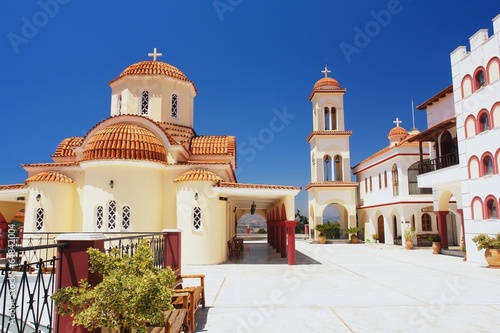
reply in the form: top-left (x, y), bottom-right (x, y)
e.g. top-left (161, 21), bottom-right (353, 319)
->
top-left (321, 65), bottom-right (331, 78)
top-left (148, 48), bottom-right (163, 61)
top-left (393, 117), bottom-right (402, 127)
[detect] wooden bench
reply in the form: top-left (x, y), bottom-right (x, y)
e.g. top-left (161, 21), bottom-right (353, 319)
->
top-left (416, 233), bottom-right (438, 247)
top-left (148, 308), bottom-right (188, 333)
top-left (172, 273), bottom-right (205, 333)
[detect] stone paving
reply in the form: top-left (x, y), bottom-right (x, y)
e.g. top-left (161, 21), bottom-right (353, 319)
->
top-left (181, 240), bottom-right (500, 333)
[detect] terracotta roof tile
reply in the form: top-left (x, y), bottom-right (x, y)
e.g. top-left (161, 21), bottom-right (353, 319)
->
top-left (191, 136), bottom-right (236, 155)
top-left (305, 181), bottom-right (358, 190)
top-left (26, 171), bottom-right (74, 184)
top-left (83, 123), bottom-right (167, 162)
top-left (307, 130), bottom-right (352, 142)
top-left (174, 169), bottom-right (224, 183)
top-left (22, 162), bottom-right (79, 168)
top-left (216, 182), bottom-right (301, 191)
top-left (0, 184), bottom-right (27, 191)
top-left (52, 137), bottom-right (83, 158)
top-left (388, 126), bottom-right (409, 137)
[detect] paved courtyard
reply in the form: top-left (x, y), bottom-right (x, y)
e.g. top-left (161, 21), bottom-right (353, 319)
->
top-left (181, 240), bottom-right (500, 333)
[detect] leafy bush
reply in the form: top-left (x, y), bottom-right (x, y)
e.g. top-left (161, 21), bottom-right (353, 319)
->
top-left (472, 233), bottom-right (500, 250)
top-left (403, 227), bottom-right (417, 240)
top-left (428, 234), bottom-right (440, 242)
top-left (257, 228), bottom-right (267, 234)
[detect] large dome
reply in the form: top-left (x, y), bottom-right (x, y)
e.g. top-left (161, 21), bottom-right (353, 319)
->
top-left (110, 60), bottom-right (191, 84)
top-left (83, 123), bottom-right (166, 162)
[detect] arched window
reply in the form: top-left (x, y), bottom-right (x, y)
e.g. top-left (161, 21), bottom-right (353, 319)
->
top-left (378, 173), bottom-right (382, 190)
top-left (421, 213), bottom-right (431, 231)
top-left (384, 171), bottom-right (388, 188)
top-left (475, 70), bottom-right (485, 89)
top-left (141, 91), bottom-right (149, 116)
top-left (117, 94), bottom-right (122, 115)
top-left (392, 164), bottom-right (399, 196)
top-left (324, 107), bottom-right (330, 130)
top-left (408, 161), bottom-right (432, 194)
top-left (479, 112), bottom-right (490, 132)
top-left (483, 155), bottom-right (494, 176)
top-left (122, 205), bottom-right (131, 230)
top-left (324, 155), bottom-right (331, 181)
top-left (171, 93), bottom-right (178, 119)
top-left (486, 198), bottom-right (497, 219)
top-left (35, 208), bottom-right (44, 231)
top-left (108, 200), bottom-right (117, 230)
top-left (331, 107), bottom-right (337, 130)
top-left (193, 206), bottom-right (202, 231)
top-left (96, 205), bottom-right (104, 230)
top-left (334, 155), bottom-right (342, 181)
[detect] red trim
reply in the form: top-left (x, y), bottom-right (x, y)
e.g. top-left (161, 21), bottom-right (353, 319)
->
top-left (486, 57), bottom-right (500, 81)
top-left (477, 109), bottom-right (491, 133)
top-left (484, 195), bottom-right (498, 219)
top-left (471, 196), bottom-right (483, 220)
top-left (491, 101), bottom-right (500, 128)
top-left (472, 66), bottom-right (488, 92)
top-left (464, 114), bottom-right (476, 138)
top-left (480, 151), bottom-right (496, 176)
top-left (467, 155), bottom-right (480, 179)
top-left (460, 75), bottom-right (473, 99)
top-left (359, 200), bottom-right (435, 210)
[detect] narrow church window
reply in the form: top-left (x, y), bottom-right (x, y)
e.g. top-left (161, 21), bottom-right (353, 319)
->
top-left (108, 200), bottom-right (117, 230)
top-left (118, 94), bottom-right (122, 115)
top-left (171, 94), bottom-right (178, 119)
top-left (421, 213), bottom-right (432, 231)
top-left (141, 91), bottom-right (149, 116)
top-left (475, 71), bottom-right (485, 89)
top-left (35, 208), bottom-right (44, 231)
top-left (384, 170), bottom-right (388, 188)
top-left (483, 156), bottom-right (493, 175)
top-left (486, 199), bottom-right (497, 219)
top-left (479, 113), bottom-right (489, 132)
top-left (369, 176), bottom-right (372, 192)
top-left (364, 178), bottom-right (368, 193)
top-left (324, 155), bottom-right (331, 181)
top-left (334, 155), bottom-right (342, 181)
top-left (324, 107), bottom-right (330, 130)
top-left (193, 206), bottom-right (202, 231)
top-left (96, 205), bottom-right (103, 230)
top-left (378, 173), bottom-right (382, 189)
top-left (122, 205), bottom-right (131, 230)
top-left (392, 164), bottom-right (399, 196)
top-left (331, 107), bottom-right (337, 130)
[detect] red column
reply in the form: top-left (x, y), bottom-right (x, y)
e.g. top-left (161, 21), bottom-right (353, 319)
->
top-left (276, 221), bottom-right (281, 253)
top-left (162, 229), bottom-right (182, 275)
top-left (286, 220), bottom-right (297, 265)
top-left (55, 234), bottom-right (104, 333)
top-left (280, 221), bottom-right (287, 258)
top-left (435, 211), bottom-right (449, 249)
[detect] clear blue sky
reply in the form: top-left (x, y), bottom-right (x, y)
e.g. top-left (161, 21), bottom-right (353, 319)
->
top-left (1, 1), bottom-right (499, 213)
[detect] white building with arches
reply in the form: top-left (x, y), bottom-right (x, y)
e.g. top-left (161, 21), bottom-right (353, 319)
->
top-left (306, 67), bottom-right (358, 239)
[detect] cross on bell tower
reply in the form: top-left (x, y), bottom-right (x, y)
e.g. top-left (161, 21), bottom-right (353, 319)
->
top-left (321, 65), bottom-right (331, 78)
top-left (148, 48), bottom-right (163, 61)
top-left (393, 117), bottom-right (402, 127)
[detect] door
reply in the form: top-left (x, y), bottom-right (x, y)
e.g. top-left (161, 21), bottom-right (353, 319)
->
top-left (377, 215), bottom-right (385, 243)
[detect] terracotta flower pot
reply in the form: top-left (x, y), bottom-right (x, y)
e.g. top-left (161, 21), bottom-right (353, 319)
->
top-left (406, 240), bottom-right (414, 250)
top-left (432, 242), bottom-right (441, 254)
top-left (484, 249), bottom-right (500, 267)
top-left (318, 235), bottom-right (327, 244)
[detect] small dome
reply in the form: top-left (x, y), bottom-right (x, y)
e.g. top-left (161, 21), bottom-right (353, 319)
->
top-left (26, 171), bottom-right (74, 184)
top-left (313, 77), bottom-right (341, 90)
top-left (174, 169), bottom-right (223, 183)
top-left (83, 123), bottom-right (166, 162)
top-left (388, 126), bottom-right (409, 137)
top-left (110, 60), bottom-right (191, 84)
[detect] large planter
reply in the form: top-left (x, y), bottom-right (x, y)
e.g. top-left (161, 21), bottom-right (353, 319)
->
top-left (484, 249), bottom-right (500, 267)
top-left (432, 242), bottom-right (441, 254)
top-left (318, 235), bottom-right (327, 244)
top-left (406, 240), bottom-right (414, 250)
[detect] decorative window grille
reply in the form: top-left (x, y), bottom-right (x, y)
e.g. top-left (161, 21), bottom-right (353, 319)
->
top-left (108, 200), bottom-right (117, 230)
top-left (193, 207), bottom-right (202, 231)
top-left (171, 94), bottom-right (178, 119)
top-left (118, 94), bottom-right (122, 114)
top-left (122, 205), bottom-right (131, 230)
top-left (96, 205), bottom-right (104, 230)
top-left (141, 91), bottom-right (149, 116)
top-left (35, 208), bottom-right (44, 231)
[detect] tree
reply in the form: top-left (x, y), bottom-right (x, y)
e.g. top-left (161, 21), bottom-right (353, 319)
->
top-left (295, 209), bottom-right (309, 234)
top-left (51, 240), bottom-right (176, 333)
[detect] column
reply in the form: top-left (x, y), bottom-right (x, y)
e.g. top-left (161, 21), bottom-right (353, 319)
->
top-left (55, 233), bottom-right (105, 333)
top-left (162, 229), bottom-right (182, 275)
top-left (280, 221), bottom-right (287, 258)
top-left (286, 220), bottom-right (297, 265)
top-left (435, 211), bottom-right (449, 249)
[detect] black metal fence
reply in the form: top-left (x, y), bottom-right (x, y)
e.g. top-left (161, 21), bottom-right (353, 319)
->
top-left (104, 232), bottom-right (165, 268)
top-left (0, 243), bottom-right (67, 333)
top-left (418, 152), bottom-right (459, 174)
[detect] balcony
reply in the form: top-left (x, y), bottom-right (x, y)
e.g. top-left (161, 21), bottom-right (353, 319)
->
top-left (417, 152), bottom-right (459, 174)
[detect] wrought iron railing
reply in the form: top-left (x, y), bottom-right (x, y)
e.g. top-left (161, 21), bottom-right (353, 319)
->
top-left (0, 243), bottom-right (67, 333)
top-left (418, 152), bottom-right (459, 174)
top-left (104, 232), bottom-right (165, 269)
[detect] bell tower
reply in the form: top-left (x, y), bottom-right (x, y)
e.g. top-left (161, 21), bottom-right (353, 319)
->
top-left (306, 65), bottom-right (358, 239)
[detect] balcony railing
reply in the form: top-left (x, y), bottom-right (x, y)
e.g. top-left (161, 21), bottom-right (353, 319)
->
top-left (418, 152), bottom-right (459, 174)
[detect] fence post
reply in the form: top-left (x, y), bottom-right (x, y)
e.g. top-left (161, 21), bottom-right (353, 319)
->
top-left (162, 229), bottom-right (182, 275)
top-left (54, 233), bottom-right (105, 333)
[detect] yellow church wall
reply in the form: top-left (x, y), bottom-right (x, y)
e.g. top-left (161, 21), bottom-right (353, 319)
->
top-left (176, 181), bottom-right (227, 264)
top-left (0, 202), bottom-right (25, 224)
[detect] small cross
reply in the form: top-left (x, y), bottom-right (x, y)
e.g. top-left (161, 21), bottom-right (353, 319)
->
top-left (321, 65), bottom-right (331, 78)
top-left (393, 117), bottom-right (402, 127)
top-left (148, 48), bottom-right (162, 61)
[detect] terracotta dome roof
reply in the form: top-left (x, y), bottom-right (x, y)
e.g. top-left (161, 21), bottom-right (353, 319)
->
top-left (26, 171), bottom-right (74, 184)
top-left (388, 126), bottom-right (409, 137)
top-left (83, 123), bottom-right (166, 162)
top-left (52, 137), bottom-right (83, 158)
top-left (110, 60), bottom-right (190, 84)
top-left (313, 77), bottom-right (341, 90)
top-left (174, 169), bottom-right (223, 183)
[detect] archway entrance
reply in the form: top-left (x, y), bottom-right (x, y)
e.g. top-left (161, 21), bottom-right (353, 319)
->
top-left (377, 215), bottom-right (385, 243)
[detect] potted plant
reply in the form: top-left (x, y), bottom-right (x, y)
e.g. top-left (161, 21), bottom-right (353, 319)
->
top-left (428, 234), bottom-right (441, 254)
top-left (472, 233), bottom-right (500, 267)
top-left (371, 233), bottom-right (379, 243)
top-left (51, 240), bottom-right (176, 333)
top-left (314, 224), bottom-right (329, 244)
top-left (346, 227), bottom-right (362, 244)
top-left (403, 227), bottom-right (416, 250)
